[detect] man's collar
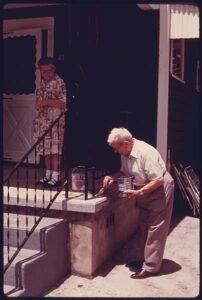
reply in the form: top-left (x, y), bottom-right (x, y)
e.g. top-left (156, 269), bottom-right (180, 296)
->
top-left (129, 138), bottom-right (139, 158)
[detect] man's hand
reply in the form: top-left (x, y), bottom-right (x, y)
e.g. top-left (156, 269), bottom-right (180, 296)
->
top-left (103, 176), bottom-right (114, 189)
top-left (125, 189), bottom-right (139, 200)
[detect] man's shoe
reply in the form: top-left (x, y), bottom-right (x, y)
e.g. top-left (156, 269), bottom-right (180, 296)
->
top-left (130, 268), bottom-right (158, 279)
top-left (126, 260), bottom-right (143, 269)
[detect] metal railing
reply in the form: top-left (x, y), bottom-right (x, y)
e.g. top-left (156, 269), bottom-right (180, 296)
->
top-left (3, 109), bottom-right (68, 273)
top-left (70, 165), bottom-right (110, 199)
top-left (3, 106), bottom-right (112, 273)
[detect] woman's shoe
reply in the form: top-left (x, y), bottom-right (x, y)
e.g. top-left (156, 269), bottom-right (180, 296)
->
top-left (46, 178), bottom-right (61, 187)
top-left (37, 176), bottom-right (50, 185)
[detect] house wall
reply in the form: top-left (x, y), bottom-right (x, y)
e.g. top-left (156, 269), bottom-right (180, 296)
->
top-left (3, 4), bottom-right (68, 77)
top-left (3, 4), bottom-right (159, 170)
top-left (65, 4), bottom-right (160, 170)
top-left (168, 39), bottom-right (199, 173)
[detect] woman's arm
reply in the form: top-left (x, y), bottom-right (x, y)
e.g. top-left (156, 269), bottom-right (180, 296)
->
top-left (36, 99), bottom-right (66, 109)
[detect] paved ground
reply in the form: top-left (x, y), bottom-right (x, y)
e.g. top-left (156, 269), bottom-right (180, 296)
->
top-left (45, 215), bottom-right (199, 298)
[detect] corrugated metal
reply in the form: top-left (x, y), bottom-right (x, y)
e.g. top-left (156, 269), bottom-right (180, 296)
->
top-left (170, 4), bottom-right (199, 39)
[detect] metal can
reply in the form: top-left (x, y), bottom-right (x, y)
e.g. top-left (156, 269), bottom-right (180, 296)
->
top-left (117, 176), bottom-right (133, 197)
top-left (71, 166), bottom-right (85, 191)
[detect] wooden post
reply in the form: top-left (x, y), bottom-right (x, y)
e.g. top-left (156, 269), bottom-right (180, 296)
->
top-left (156, 5), bottom-right (170, 163)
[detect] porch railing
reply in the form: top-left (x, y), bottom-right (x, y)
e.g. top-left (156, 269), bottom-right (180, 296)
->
top-left (3, 106), bottom-right (112, 273)
top-left (3, 109), bottom-right (69, 273)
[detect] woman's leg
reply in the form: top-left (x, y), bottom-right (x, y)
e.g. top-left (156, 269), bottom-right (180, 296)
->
top-left (44, 155), bottom-right (52, 179)
top-left (50, 154), bottom-right (61, 182)
top-left (52, 154), bottom-right (61, 171)
top-left (45, 155), bottom-right (51, 170)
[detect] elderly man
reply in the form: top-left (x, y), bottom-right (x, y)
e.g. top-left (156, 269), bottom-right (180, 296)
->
top-left (103, 127), bottom-right (174, 279)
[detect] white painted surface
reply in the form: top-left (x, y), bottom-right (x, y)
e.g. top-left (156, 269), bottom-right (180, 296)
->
top-left (170, 5), bottom-right (199, 39)
top-left (4, 3), bottom-right (64, 9)
top-left (3, 17), bottom-right (54, 57)
top-left (3, 186), bottom-right (107, 213)
top-left (3, 18), bottom-right (54, 163)
top-left (156, 5), bottom-right (170, 163)
top-left (3, 96), bottom-right (37, 163)
top-left (3, 28), bottom-right (42, 163)
top-left (136, 4), bottom-right (160, 10)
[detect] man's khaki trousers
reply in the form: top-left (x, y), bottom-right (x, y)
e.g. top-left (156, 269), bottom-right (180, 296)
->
top-left (136, 171), bottom-right (174, 273)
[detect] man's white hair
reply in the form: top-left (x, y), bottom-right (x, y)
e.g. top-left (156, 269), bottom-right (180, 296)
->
top-left (107, 127), bottom-right (133, 145)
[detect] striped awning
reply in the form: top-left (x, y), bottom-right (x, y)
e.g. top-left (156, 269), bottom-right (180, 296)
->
top-left (170, 4), bottom-right (199, 39)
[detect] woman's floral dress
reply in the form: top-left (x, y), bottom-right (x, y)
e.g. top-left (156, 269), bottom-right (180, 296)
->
top-left (33, 74), bottom-right (67, 156)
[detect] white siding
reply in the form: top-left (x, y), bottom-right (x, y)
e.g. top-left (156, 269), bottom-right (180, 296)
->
top-left (170, 5), bottom-right (199, 39)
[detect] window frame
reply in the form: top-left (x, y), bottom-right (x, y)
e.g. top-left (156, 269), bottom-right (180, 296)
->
top-left (170, 39), bottom-right (185, 83)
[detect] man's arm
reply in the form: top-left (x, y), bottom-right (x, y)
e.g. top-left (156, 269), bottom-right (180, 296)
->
top-left (137, 176), bottom-right (164, 196)
top-left (126, 176), bottom-right (164, 199)
top-left (103, 171), bottom-right (125, 188)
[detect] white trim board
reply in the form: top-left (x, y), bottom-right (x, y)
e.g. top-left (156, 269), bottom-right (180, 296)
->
top-left (156, 5), bottom-right (170, 163)
top-left (4, 3), bottom-right (65, 9)
top-left (3, 17), bottom-right (54, 57)
top-left (137, 4), bottom-right (160, 10)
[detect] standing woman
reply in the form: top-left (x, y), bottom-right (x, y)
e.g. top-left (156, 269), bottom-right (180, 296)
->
top-left (33, 57), bottom-right (67, 187)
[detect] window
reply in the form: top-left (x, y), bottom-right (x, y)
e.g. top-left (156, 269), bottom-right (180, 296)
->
top-left (170, 39), bottom-right (185, 82)
top-left (3, 35), bottom-right (36, 94)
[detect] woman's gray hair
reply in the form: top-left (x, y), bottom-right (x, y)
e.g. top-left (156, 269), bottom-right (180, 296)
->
top-left (38, 57), bottom-right (56, 70)
top-left (107, 127), bottom-right (133, 145)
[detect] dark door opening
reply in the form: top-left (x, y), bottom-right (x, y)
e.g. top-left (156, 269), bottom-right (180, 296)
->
top-left (65, 3), bottom-right (159, 170)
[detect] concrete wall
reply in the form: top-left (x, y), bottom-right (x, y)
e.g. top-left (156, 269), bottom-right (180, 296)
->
top-left (69, 197), bottom-right (139, 277)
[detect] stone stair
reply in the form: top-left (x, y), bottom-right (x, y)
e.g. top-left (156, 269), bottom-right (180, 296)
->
top-left (3, 213), bottom-right (70, 297)
top-left (3, 186), bottom-right (94, 212)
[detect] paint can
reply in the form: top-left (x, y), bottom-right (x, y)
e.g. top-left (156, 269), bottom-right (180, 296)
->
top-left (71, 166), bottom-right (85, 191)
top-left (117, 176), bottom-right (133, 197)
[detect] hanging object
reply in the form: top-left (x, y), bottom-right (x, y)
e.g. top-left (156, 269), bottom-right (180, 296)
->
top-left (173, 163), bottom-right (200, 216)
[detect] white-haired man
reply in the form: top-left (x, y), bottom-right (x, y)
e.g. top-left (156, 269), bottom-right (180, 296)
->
top-left (103, 127), bottom-right (174, 279)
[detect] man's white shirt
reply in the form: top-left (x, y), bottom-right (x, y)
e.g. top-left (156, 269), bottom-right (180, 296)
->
top-left (120, 138), bottom-right (166, 186)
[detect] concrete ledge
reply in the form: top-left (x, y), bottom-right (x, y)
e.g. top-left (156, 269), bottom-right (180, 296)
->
top-left (4, 187), bottom-right (110, 213)
top-left (62, 196), bottom-right (109, 213)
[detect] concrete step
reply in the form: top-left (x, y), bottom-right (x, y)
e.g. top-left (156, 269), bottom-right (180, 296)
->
top-left (4, 284), bottom-right (17, 294)
top-left (3, 186), bottom-right (109, 214)
top-left (4, 217), bottom-right (69, 297)
top-left (4, 246), bottom-right (40, 286)
top-left (3, 213), bottom-right (65, 250)
top-left (3, 186), bottom-right (93, 211)
top-left (3, 284), bottom-right (26, 297)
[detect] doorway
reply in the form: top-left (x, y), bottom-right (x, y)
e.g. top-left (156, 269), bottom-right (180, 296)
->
top-left (3, 17), bottom-right (54, 163)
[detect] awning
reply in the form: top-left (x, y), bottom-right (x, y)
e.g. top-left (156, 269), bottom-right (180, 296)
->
top-left (170, 4), bottom-right (199, 39)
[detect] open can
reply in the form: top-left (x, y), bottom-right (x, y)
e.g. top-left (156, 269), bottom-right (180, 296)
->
top-left (117, 176), bottom-right (133, 197)
top-left (71, 166), bottom-right (85, 191)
